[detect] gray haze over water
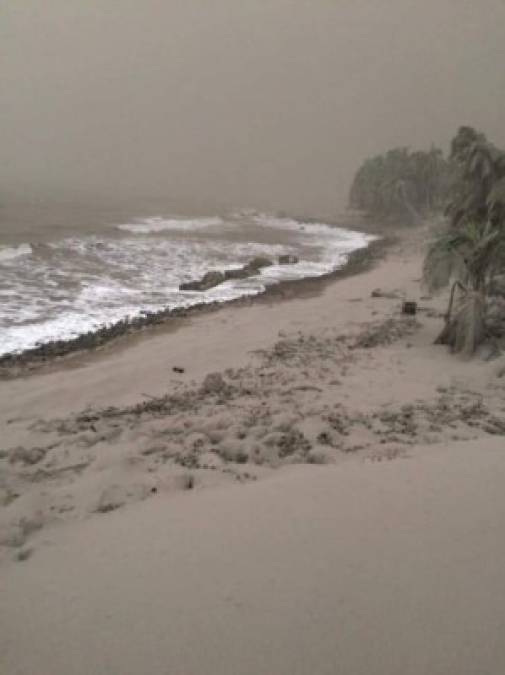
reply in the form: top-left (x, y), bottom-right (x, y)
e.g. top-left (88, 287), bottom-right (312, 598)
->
top-left (2, 0), bottom-right (505, 227)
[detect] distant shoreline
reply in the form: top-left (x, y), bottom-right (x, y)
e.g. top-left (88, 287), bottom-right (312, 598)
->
top-left (0, 217), bottom-right (394, 379)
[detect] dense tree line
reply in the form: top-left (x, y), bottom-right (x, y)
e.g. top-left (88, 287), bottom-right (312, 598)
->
top-left (349, 146), bottom-right (452, 220)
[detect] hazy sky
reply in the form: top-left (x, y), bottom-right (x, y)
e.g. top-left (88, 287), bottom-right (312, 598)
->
top-left (2, 0), bottom-right (505, 216)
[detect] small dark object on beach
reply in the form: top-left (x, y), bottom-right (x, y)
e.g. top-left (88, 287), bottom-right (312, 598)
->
top-left (173, 366), bottom-right (185, 374)
top-left (184, 474), bottom-right (195, 490)
top-left (16, 548), bottom-right (34, 562)
top-left (402, 301), bottom-right (418, 315)
top-left (371, 288), bottom-right (401, 299)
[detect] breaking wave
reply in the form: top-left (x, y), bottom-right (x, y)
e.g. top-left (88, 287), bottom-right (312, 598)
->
top-left (0, 243), bottom-right (32, 262)
top-left (0, 212), bottom-right (374, 357)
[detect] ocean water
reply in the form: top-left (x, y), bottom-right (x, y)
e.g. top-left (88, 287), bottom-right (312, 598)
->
top-left (0, 210), bottom-right (373, 357)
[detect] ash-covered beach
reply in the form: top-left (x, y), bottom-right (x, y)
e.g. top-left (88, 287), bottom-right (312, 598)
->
top-left (2, 222), bottom-right (505, 675)
top-left (3, 2), bottom-right (505, 674)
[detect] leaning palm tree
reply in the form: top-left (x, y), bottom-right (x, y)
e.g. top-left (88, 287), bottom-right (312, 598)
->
top-left (447, 126), bottom-right (505, 228)
top-left (423, 219), bottom-right (505, 355)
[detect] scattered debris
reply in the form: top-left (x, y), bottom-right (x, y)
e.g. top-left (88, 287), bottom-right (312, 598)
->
top-left (15, 548), bottom-right (34, 562)
top-left (351, 318), bottom-right (419, 349)
top-left (402, 301), bottom-right (418, 315)
top-left (8, 446), bottom-right (47, 465)
top-left (371, 288), bottom-right (403, 299)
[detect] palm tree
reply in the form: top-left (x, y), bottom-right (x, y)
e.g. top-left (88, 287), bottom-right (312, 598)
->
top-left (422, 128), bottom-right (505, 355)
top-left (423, 219), bottom-right (505, 354)
top-left (447, 126), bottom-right (505, 228)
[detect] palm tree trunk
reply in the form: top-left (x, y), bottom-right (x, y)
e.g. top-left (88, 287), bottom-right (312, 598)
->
top-left (435, 280), bottom-right (467, 346)
top-left (445, 280), bottom-right (466, 322)
top-left (436, 288), bottom-right (487, 355)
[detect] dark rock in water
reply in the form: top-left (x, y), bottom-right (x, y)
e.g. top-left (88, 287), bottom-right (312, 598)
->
top-left (278, 254), bottom-right (299, 265)
top-left (222, 257), bottom-right (274, 281)
top-left (244, 256), bottom-right (273, 271)
top-left (225, 256), bottom-right (274, 279)
top-left (180, 271), bottom-right (225, 292)
top-left (224, 267), bottom-right (254, 280)
top-left (200, 271), bottom-right (225, 288)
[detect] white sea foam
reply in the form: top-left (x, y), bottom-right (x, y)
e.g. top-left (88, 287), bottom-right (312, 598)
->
top-left (0, 212), bottom-right (375, 357)
top-left (0, 243), bottom-right (32, 262)
top-left (252, 213), bottom-right (373, 282)
top-left (117, 216), bottom-right (224, 234)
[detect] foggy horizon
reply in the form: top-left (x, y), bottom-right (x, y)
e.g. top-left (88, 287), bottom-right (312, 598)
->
top-left (3, 0), bottom-right (505, 217)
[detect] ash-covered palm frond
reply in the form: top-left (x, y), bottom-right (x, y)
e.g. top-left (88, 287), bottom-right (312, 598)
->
top-left (447, 126), bottom-right (505, 228)
top-left (424, 218), bottom-right (505, 354)
top-left (422, 227), bottom-right (471, 293)
top-left (423, 220), bottom-right (505, 294)
top-left (487, 176), bottom-right (505, 226)
top-left (435, 291), bottom-right (487, 357)
top-left (468, 221), bottom-right (505, 286)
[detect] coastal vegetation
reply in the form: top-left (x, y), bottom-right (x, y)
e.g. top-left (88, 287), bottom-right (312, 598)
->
top-left (349, 145), bottom-right (452, 221)
top-left (350, 126), bottom-right (505, 355)
top-left (423, 127), bottom-right (505, 354)
top-left (423, 219), bottom-right (505, 354)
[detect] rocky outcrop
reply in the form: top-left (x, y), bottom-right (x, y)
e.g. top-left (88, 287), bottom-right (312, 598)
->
top-left (278, 254), bottom-right (299, 265)
top-left (182, 257), bottom-right (274, 291)
top-left (224, 267), bottom-right (254, 280)
top-left (244, 256), bottom-right (273, 271)
top-left (179, 271), bottom-right (225, 292)
top-left (225, 256), bottom-right (274, 280)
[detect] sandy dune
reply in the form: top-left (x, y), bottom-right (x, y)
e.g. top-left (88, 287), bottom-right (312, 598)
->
top-left (1, 224), bottom-right (505, 673)
top-left (2, 438), bottom-right (505, 675)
